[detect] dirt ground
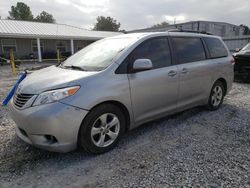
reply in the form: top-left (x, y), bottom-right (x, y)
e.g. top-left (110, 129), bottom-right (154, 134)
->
top-left (0, 64), bottom-right (250, 187)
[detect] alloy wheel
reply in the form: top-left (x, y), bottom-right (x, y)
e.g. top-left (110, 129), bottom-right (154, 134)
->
top-left (91, 113), bottom-right (120, 147)
top-left (211, 85), bottom-right (223, 107)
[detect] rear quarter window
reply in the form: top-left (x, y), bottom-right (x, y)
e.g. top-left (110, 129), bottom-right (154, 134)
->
top-left (204, 37), bottom-right (228, 58)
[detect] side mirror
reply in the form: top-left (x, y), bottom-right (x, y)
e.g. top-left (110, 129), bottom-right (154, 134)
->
top-left (235, 48), bottom-right (241, 52)
top-left (132, 59), bottom-right (153, 72)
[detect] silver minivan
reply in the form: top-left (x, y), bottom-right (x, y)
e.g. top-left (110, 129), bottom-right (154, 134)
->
top-left (9, 32), bottom-right (234, 154)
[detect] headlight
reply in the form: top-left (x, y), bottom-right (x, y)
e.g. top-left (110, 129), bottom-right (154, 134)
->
top-left (33, 86), bottom-right (80, 106)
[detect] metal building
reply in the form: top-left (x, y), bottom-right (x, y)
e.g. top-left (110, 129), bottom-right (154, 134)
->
top-left (130, 21), bottom-right (245, 37)
top-left (223, 35), bottom-right (250, 52)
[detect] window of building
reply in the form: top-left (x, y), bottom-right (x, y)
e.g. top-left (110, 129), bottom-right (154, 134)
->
top-left (77, 41), bottom-right (94, 51)
top-left (204, 37), bottom-right (228, 58)
top-left (130, 37), bottom-right (172, 69)
top-left (1, 39), bottom-right (17, 53)
top-left (56, 41), bottom-right (67, 52)
top-left (31, 40), bottom-right (44, 53)
top-left (77, 41), bottom-right (86, 51)
top-left (172, 37), bottom-right (206, 64)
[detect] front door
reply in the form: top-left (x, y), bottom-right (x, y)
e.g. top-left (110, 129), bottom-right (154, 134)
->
top-left (128, 37), bottom-right (179, 125)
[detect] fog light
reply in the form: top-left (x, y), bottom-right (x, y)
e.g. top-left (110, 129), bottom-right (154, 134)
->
top-left (19, 128), bottom-right (28, 137)
top-left (44, 135), bottom-right (58, 144)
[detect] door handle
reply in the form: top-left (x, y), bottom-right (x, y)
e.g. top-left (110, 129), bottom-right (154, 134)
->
top-left (168, 70), bottom-right (177, 77)
top-left (181, 68), bottom-right (188, 74)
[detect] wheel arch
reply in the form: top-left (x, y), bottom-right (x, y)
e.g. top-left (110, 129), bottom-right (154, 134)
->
top-left (84, 100), bottom-right (131, 132)
top-left (216, 77), bottom-right (227, 94)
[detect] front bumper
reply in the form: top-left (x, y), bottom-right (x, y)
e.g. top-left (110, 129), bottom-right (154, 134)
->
top-left (8, 98), bottom-right (88, 152)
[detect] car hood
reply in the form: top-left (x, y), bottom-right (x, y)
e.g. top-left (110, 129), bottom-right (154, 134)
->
top-left (234, 51), bottom-right (250, 57)
top-left (18, 65), bottom-right (97, 94)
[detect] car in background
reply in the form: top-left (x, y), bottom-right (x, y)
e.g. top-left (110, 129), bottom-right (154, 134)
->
top-left (233, 43), bottom-right (250, 82)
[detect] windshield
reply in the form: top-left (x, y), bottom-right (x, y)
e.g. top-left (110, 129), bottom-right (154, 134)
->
top-left (241, 43), bottom-right (250, 52)
top-left (62, 37), bottom-right (136, 71)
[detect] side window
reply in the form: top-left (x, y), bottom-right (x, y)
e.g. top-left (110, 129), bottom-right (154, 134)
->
top-left (172, 37), bottom-right (206, 64)
top-left (204, 37), bottom-right (228, 58)
top-left (130, 37), bottom-right (172, 69)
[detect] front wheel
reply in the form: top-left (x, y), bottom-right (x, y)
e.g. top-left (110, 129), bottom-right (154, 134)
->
top-left (78, 104), bottom-right (125, 154)
top-left (207, 81), bottom-right (225, 111)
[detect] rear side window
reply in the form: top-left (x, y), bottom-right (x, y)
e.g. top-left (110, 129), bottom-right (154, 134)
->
top-left (130, 37), bottom-right (172, 69)
top-left (172, 37), bottom-right (206, 64)
top-left (204, 37), bottom-right (228, 58)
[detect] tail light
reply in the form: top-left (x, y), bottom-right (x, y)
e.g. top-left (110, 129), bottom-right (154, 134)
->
top-left (230, 59), bottom-right (235, 65)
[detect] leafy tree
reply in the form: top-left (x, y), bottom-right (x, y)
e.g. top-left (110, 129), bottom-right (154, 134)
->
top-left (240, 24), bottom-right (250, 35)
top-left (93, 16), bottom-right (121, 32)
top-left (8, 2), bottom-right (33, 21)
top-left (36, 11), bottom-right (55, 23)
top-left (151, 21), bottom-right (170, 29)
top-left (7, 2), bottom-right (56, 23)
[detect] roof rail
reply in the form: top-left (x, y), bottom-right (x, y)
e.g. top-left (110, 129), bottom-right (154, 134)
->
top-left (167, 29), bottom-right (213, 35)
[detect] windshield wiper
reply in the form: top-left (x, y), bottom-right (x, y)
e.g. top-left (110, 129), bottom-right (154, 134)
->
top-left (62, 65), bottom-right (86, 71)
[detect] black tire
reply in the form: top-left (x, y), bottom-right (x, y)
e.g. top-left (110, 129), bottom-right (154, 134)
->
top-left (207, 80), bottom-right (225, 111)
top-left (78, 104), bottom-right (126, 154)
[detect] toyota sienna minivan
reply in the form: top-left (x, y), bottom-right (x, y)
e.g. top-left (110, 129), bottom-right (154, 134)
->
top-left (9, 32), bottom-right (234, 154)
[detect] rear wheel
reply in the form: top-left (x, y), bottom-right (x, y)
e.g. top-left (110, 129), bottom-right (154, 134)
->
top-left (207, 81), bottom-right (225, 111)
top-left (78, 104), bottom-right (125, 154)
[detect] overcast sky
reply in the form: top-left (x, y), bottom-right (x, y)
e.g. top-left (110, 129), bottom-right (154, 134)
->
top-left (0, 0), bottom-right (249, 30)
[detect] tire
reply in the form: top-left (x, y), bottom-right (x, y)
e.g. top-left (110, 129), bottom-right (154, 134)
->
top-left (78, 104), bottom-right (126, 154)
top-left (207, 81), bottom-right (225, 111)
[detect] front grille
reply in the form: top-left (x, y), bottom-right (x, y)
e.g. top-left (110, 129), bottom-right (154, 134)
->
top-left (13, 93), bottom-right (34, 108)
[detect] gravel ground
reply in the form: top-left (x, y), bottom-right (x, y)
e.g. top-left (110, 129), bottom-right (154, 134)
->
top-left (0, 64), bottom-right (250, 188)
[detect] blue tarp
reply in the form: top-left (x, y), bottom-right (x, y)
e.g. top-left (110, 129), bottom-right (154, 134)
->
top-left (2, 72), bottom-right (27, 106)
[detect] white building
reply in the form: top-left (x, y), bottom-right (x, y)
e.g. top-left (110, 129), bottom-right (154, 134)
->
top-left (0, 19), bottom-right (122, 62)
